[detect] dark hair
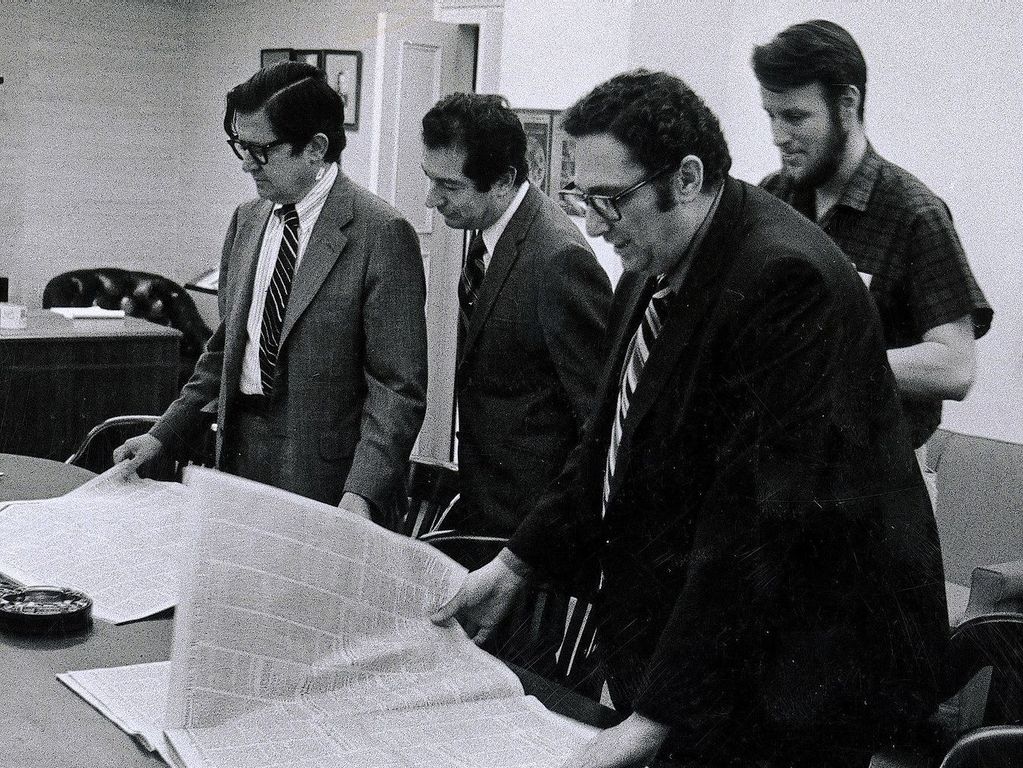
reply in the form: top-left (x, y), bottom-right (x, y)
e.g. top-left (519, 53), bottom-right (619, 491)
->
top-left (224, 61), bottom-right (346, 162)
top-left (422, 93), bottom-right (528, 192)
top-left (752, 20), bottom-right (867, 120)
top-left (561, 69), bottom-right (731, 192)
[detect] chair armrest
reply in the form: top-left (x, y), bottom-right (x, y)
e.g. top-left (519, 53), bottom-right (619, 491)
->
top-left (964, 560), bottom-right (1023, 620)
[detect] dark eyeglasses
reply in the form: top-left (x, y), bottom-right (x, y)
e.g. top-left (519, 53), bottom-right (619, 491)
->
top-left (227, 135), bottom-right (289, 166)
top-left (558, 164), bottom-right (677, 222)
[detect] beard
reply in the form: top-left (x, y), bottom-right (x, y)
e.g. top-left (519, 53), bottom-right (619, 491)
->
top-left (788, 115), bottom-right (849, 191)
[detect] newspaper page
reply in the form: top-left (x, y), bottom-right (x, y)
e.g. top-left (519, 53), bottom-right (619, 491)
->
top-left (58, 661), bottom-right (174, 761)
top-left (0, 467), bottom-right (195, 622)
top-left (159, 467), bottom-right (598, 767)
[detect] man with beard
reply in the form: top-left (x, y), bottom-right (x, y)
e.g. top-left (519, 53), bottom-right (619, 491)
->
top-left (754, 20), bottom-right (992, 500)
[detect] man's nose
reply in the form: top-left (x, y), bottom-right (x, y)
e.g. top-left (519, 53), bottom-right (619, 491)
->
top-left (585, 207), bottom-right (610, 239)
top-left (770, 119), bottom-right (790, 147)
top-left (425, 183), bottom-right (442, 209)
top-left (241, 151), bottom-right (259, 173)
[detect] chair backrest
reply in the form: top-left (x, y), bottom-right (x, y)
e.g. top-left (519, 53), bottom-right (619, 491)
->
top-left (66, 415), bottom-right (178, 480)
top-left (43, 268), bottom-right (213, 361)
top-left (399, 455), bottom-right (461, 538)
top-left (938, 725), bottom-right (1023, 768)
top-left (398, 455), bottom-right (604, 700)
top-left (944, 612), bottom-right (1023, 730)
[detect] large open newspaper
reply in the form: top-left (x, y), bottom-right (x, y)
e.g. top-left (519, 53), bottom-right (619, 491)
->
top-left (60, 467), bottom-right (599, 767)
top-left (0, 467), bottom-right (193, 622)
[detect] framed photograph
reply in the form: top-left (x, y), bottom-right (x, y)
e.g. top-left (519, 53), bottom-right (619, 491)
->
top-left (550, 118), bottom-right (579, 216)
top-left (292, 49), bottom-right (322, 68)
top-left (514, 109), bottom-right (556, 195)
top-left (323, 50), bottom-right (362, 129)
top-left (260, 48), bottom-right (292, 69)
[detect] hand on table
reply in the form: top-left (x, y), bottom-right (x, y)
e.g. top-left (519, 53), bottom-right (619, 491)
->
top-left (112, 433), bottom-right (163, 476)
top-left (559, 712), bottom-right (671, 768)
top-left (339, 492), bottom-right (372, 519)
top-left (430, 550), bottom-right (528, 645)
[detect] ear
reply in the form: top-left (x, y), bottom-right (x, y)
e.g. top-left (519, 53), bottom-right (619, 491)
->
top-left (673, 155), bottom-right (705, 202)
top-left (304, 132), bottom-right (329, 162)
top-left (837, 85), bottom-right (862, 124)
top-left (490, 165), bottom-right (519, 197)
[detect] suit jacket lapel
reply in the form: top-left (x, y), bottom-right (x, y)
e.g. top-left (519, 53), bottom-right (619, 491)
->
top-left (608, 178), bottom-right (746, 499)
top-left (222, 200), bottom-right (273, 396)
top-left (458, 186), bottom-right (541, 370)
top-left (279, 175), bottom-right (353, 347)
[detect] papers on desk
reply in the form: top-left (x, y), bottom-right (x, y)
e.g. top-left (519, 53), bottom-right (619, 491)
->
top-left (59, 467), bottom-right (599, 768)
top-left (0, 467), bottom-right (192, 622)
top-left (49, 306), bottom-right (127, 319)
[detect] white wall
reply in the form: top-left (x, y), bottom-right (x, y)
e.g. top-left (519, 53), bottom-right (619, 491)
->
top-left (1, 0), bottom-right (428, 305)
top-left (498, 0), bottom-right (631, 109)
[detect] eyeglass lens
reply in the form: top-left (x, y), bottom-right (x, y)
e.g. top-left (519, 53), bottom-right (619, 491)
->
top-left (228, 138), bottom-right (272, 166)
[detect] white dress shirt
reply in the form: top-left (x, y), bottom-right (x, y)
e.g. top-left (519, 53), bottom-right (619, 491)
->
top-left (239, 163), bottom-right (338, 394)
top-left (479, 180), bottom-right (530, 271)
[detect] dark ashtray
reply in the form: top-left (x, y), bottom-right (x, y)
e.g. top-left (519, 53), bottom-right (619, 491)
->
top-left (0, 585), bottom-right (94, 636)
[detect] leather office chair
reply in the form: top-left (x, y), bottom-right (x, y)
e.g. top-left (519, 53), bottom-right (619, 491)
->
top-left (398, 455), bottom-right (604, 700)
top-left (873, 608), bottom-right (1023, 768)
top-left (43, 268), bottom-right (213, 386)
top-left (938, 725), bottom-right (1023, 768)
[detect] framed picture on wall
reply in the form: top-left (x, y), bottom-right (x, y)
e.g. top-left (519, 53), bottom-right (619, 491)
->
top-left (323, 50), bottom-right (362, 129)
top-left (292, 49), bottom-right (322, 68)
top-left (550, 119), bottom-right (578, 216)
top-left (514, 109), bottom-right (556, 195)
top-left (260, 48), bottom-right (292, 69)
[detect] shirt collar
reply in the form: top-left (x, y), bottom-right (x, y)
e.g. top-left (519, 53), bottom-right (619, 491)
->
top-left (274, 162), bottom-right (338, 223)
top-left (480, 181), bottom-right (530, 256)
top-left (833, 143), bottom-right (881, 214)
top-left (659, 181), bottom-right (725, 294)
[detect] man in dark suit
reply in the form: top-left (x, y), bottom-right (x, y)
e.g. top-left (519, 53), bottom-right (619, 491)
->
top-left (114, 62), bottom-right (427, 517)
top-left (433, 70), bottom-right (949, 767)
top-left (420, 94), bottom-right (612, 544)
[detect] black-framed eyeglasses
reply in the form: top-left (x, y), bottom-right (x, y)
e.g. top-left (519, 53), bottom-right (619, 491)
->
top-left (558, 164), bottom-right (677, 222)
top-left (226, 135), bottom-right (289, 166)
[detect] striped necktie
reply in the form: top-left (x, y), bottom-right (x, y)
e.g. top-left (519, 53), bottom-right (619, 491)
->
top-left (258, 204), bottom-right (300, 396)
top-left (602, 279), bottom-right (671, 519)
top-left (457, 231), bottom-right (486, 329)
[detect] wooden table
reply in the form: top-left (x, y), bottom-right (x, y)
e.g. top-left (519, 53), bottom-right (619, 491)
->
top-left (0, 452), bottom-right (96, 502)
top-left (0, 455), bottom-right (169, 766)
top-left (0, 310), bottom-right (180, 461)
top-left (0, 460), bottom-right (617, 768)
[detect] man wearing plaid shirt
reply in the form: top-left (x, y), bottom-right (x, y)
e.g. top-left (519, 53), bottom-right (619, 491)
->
top-left (753, 20), bottom-right (992, 497)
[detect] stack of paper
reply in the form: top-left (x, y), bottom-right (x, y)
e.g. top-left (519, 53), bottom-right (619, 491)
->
top-left (49, 306), bottom-right (127, 319)
top-left (60, 468), bottom-right (599, 768)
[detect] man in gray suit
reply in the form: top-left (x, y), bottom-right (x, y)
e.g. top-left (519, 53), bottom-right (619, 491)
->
top-left (115, 62), bottom-right (427, 517)
top-left (421, 94), bottom-right (612, 550)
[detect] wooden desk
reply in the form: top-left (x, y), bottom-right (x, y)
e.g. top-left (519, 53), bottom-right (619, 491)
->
top-left (0, 311), bottom-right (180, 461)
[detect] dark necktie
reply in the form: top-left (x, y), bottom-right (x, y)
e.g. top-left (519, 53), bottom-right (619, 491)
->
top-left (602, 279), bottom-right (672, 519)
top-left (457, 231), bottom-right (487, 329)
top-left (258, 204), bottom-right (300, 396)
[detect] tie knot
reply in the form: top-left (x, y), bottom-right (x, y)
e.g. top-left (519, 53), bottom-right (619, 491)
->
top-left (277, 204), bottom-right (299, 228)
top-left (467, 231), bottom-right (486, 260)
